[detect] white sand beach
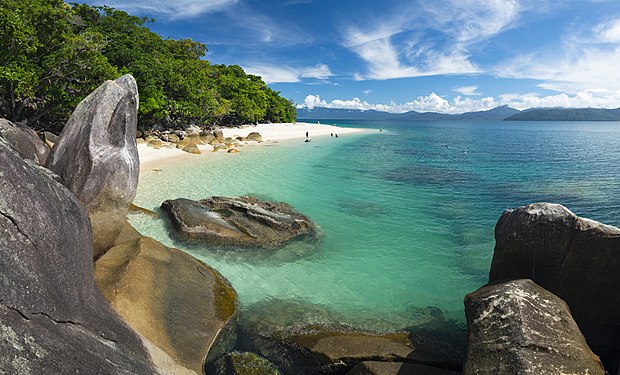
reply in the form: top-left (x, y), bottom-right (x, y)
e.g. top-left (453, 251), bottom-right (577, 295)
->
top-left (138, 122), bottom-right (368, 172)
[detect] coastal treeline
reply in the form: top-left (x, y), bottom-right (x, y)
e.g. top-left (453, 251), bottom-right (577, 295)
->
top-left (0, 0), bottom-right (296, 132)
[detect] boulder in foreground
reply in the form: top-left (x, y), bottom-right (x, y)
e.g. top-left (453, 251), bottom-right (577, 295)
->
top-left (46, 74), bottom-right (140, 258)
top-left (464, 279), bottom-right (604, 374)
top-left (95, 236), bottom-right (238, 374)
top-left (489, 202), bottom-right (620, 370)
top-left (161, 196), bottom-right (317, 248)
top-left (0, 135), bottom-right (155, 373)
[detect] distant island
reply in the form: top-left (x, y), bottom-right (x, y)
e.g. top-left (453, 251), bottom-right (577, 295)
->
top-left (297, 105), bottom-right (620, 122)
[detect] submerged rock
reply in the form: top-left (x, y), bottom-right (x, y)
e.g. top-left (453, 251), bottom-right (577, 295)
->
top-left (464, 279), bottom-right (604, 374)
top-left (212, 351), bottom-right (280, 375)
top-left (0, 135), bottom-right (156, 373)
top-left (95, 236), bottom-right (238, 374)
top-left (161, 196), bottom-right (317, 248)
top-left (489, 203), bottom-right (620, 371)
top-left (0, 118), bottom-right (49, 165)
top-left (46, 75), bottom-right (140, 258)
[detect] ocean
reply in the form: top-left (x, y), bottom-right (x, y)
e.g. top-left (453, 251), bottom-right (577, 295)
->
top-left (130, 120), bottom-right (620, 332)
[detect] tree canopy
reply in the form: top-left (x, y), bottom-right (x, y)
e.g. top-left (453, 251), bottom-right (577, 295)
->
top-left (0, 0), bottom-right (296, 132)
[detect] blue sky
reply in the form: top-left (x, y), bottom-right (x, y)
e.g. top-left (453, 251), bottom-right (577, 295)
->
top-left (78, 0), bottom-right (620, 113)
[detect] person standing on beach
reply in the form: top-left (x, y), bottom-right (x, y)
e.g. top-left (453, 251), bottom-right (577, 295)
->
top-left (306, 131), bottom-right (308, 138)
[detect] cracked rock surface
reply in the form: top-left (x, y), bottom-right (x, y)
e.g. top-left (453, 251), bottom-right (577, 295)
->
top-left (464, 279), bottom-right (604, 375)
top-left (489, 202), bottom-right (620, 371)
top-left (0, 135), bottom-right (156, 374)
top-left (161, 196), bottom-right (317, 248)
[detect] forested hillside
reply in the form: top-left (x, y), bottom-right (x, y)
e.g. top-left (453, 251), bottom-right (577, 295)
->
top-left (0, 0), bottom-right (296, 132)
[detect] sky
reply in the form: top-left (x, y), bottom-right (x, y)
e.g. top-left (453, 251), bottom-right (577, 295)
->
top-left (77, 0), bottom-right (620, 113)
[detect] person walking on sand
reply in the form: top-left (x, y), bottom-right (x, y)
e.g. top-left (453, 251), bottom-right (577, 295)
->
top-left (306, 131), bottom-right (308, 138)
top-left (330, 133), bottom-right (333, 137)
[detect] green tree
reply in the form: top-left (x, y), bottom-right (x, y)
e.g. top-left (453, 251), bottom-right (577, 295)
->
top-left (0, 0), bottom-right (117, 131)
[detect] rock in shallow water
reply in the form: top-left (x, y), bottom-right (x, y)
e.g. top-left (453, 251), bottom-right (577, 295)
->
top-left (464, 279), bottom-right (604, 374)
top-left (0, 135), bottom-right (156, 373)
top-left (489, 202), bottom-right (620, 371)
top-left (95, 236), bottom-right (238, 374)
top-left (212, 351), bottom-right (280, 375)
top-left (161, 196), bottom-right (317, 248)
top-left (46, 74), bottom-right (140, 258)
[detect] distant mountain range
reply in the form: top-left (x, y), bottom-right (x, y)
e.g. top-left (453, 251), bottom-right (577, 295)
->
top-left (297, 105), bottom-right (620, 121)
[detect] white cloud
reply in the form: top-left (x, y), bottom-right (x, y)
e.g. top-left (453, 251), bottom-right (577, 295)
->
top-left (344, 0), bottom-right (524, 80)
top-left (299, 90), bottom-right (620, 114)
top-left (363, 90), bottom-right (373, 95)
top-left (243, 64), bottom-right (333, 83)
top-left (453, 86), bottom-right (481, 95)
top-left (94, 0), bottom-right (238, 19)
top-left (594, 19), bottom-right (620, 43)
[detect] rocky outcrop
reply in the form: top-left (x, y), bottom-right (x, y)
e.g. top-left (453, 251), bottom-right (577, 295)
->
top-left (46, 75), bottom-right (140, 258)
top-left (183, 143), bottom-right (202, 154)
top-left (489, 203), bottom-right (620, 370)
top-left (0, 135), bottom-right (156, 373)
top-left (346, 361), bottom-right (459, 375)
top-left (94, 236), bottom-right (238, 374)
top-left (161, 196), bottom-right (317, 248)
top-left (0, 118), bottom-right (49, 164)
top-left (212, 352), bottom-right (280, 375)
top-left (464, 279), bottom-right (604, 374)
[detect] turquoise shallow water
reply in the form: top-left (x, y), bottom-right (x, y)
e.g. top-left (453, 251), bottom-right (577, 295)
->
top-left (131, 120), bottom-right (620, 331)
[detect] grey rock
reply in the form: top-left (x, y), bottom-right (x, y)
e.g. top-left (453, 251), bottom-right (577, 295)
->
top-left (43, 131), bottom-right (58, 148)
top-left (161, 196), bottom-right (317, 248)
top-left (213, 129), bottom-right (224, 141)
top-left (489, 203), bottom-right (620, 370)
top-left (464, 279), bottom-right (604, 375)
top-left (0, 118), bottom-right (49, 165)
top-left (0, 136), bottom-right (156, 374)
top-left (46, 75), bottom-right (140, 258)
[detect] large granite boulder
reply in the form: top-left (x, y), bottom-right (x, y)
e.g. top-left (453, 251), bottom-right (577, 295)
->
top-left (46, 75), bottom-right (140, 258)
top-left (0, 118), bottom-right (49, 164)
top-left (0, 135), bottom-right (156, 373)
top-left (212, 351), bottom-right (280, 375)
top-left (161, 196), bottom-right (317, 248)
top-left (95, 236), bottom-right (238, 374)
top-left (346, 361), bottom-right (459, 375)
top-left (464, 279), bottom-right (604, 374)
top-left (246, 132), bottom-right (262, 142)
top-left (489, 203), bottom-right (620, 370)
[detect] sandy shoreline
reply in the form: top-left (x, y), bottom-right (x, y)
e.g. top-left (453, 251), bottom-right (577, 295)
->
top-left (138, 122), bottom-right (369, 172)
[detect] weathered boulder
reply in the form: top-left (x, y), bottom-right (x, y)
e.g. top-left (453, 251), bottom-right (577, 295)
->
top-left (177, 138), bottom-right (191, 149)
top-left (46, 75), bottom-right (140, 258)
top-left (148, 139), bottom-right (163, 149)
top-left (213, 129), bottom-right (224, 141)
top-left (228, 148), bottom-right (239, 154)
top-left (167, 133), bottom-right (181, 143)
top-left (246, 132), bottom-right (262, 142)
top-left (183, 143), bottom-right (202, 154)
top-left (213, 144), bottom-right (228, 151)
top-left (346, 361), bottom-right (459, 375)
top-left (0, 135), bottom-right (156, 373)
top-left (95, 236), bottom-right (238, 374)
top-left (489, 203), bottom-right (620, 370)
top-left (212, 352), bottom-right (280, 375)
top-left (201, 133), bottom-right (216, 144)
top-left (464, 279), bottom-right (604, 374)
top-left (161, 196), bottom-right (317, 248)
top-left (0, 118), bottom-right (49, 164)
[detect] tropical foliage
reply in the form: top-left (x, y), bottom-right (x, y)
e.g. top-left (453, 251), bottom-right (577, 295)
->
top-left (0, 0), bottom-right (296, 132)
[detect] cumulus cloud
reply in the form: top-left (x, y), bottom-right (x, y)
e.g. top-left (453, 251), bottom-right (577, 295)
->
top-left (594, 18), bottom-right (620, 43)
top-left (243, 64), bottom-right (333, 83)
top-left (453, 86), bottom-right (481, 95)
top-left (93, 0), bottom-right (239, 19)
top-left (299, 90), bottom-right (620, 114)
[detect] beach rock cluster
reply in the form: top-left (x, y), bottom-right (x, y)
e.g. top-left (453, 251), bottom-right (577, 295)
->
top-left (139, 127), bottom-right (263, 155)
top-left (0, 129), bottom-right (156, 373)
top-left (463, 202), bottom-right (620, 374)
top-left (161, 196), bottom-right (317, 248)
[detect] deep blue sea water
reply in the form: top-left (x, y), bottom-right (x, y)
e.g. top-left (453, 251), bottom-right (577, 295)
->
top-left (131, 120), bottom-right (620, 331)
